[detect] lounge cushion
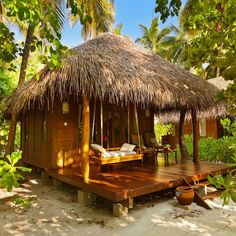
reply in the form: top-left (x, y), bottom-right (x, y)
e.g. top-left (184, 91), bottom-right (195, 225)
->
top-left (102, 151), bottom-right (136, 158)
top-left (120, 143), bottom-right (136, 152)
top-left (91, 144), bottom-right (107, 155)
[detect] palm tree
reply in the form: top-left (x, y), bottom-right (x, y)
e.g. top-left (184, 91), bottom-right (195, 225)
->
top-left (111, 23), bottom-right (123, 35)
top-left (70, 0), bottom-right (115, 41)
top-left (135, 17), bottom-right (173, 56)
top-left (162, 25), bottom-right (193, 68)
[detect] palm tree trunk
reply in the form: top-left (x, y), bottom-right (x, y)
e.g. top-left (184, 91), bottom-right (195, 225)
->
top-left (5, 25), bottom-right (34, 155)
top-left (18, 25), bottom-right (34, 86)
top-left (179, 109), bottom-right (189, 161)
top-left (216, 66), bottom-right (220, 77)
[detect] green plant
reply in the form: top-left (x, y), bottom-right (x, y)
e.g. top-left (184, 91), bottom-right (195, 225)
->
top-left (154, 123), bottom-right (173, 142)
top-left (182, 135), bottom-right (236, 163)
top-left (13, 197), bottom-right (31, 209)
top-left (208, 160), bottom-right (236, 206)
top-left (0, 122), bottom-right (21, 154)
top-left (220, 118), bottom-right (236, 136)
top-left (0, 151), bottom-right (31, 191)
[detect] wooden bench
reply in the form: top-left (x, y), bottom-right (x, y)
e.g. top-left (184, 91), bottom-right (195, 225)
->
top-left (90, 147), bottom-right (143, 165)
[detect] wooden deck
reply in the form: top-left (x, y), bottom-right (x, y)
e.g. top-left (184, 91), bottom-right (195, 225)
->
top-left (46, 161), bottom-right (231, 202)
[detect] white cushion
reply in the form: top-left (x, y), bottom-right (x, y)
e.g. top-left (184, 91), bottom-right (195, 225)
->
top-left (103, 151), bottom-right (136, 158)
top-left (120, 143), bottom-right (136, 152)
top-left (90, 144), bottom-right (107, 154)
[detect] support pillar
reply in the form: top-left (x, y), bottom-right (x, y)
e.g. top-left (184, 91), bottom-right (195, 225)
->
top-left (113, 203), bottom-right (128, 217)
top-left (53, 178), bottom-right (63, 188)
top-left (41, 171), bottom-right (51, 184)
top-left (179, 109), bottom-right (189, 161)
top-left (77, 189), bottom-right (95, 206)
top-left (134, 104), bottom-right (142, 152)
top-left (191, 109), bottom-right (199, 163)
top-left (100, 100), bottom-right (103, 147)
top-left (81, 96), bottom-right (90, 181)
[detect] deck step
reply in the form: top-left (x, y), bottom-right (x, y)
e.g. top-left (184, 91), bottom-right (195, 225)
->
top-left (201, 190), bottom-right (223, 201)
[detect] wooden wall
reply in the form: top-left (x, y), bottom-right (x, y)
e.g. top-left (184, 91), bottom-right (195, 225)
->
top-left (21, 107), bottom-right (52, 169)
top-left (21, 98), bottom-right (154, 170)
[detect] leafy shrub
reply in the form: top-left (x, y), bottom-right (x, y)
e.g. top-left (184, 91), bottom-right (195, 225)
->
top-left (0, 122), bottom-right (21, 155)
top-left (154, 123), bottom-right (173, 142)
top-left (208, 170), bottom-right (236, 205)
top-left (220, 118), bottom-right (236, 136)
top-left (0, 151), bottom-right (31, 191)
top-left (183, 135), bottom-right (236, 163)
top-left (13, 197), bottom-right (31, 209)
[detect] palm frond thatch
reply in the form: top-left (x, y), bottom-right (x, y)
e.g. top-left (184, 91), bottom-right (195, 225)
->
top-left (5, 33), bottom-right (226, 118)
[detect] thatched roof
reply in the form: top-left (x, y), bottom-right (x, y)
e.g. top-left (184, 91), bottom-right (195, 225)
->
top-left (5, 33), bottom-right (225, 117)
top-left (208, 76), bottom-right (232, 90)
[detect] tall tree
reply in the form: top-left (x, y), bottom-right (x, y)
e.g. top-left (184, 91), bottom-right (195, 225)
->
top-left (136, 17), bottom-right (173, 56)
top-left (155, 0), bottom-right (236, 113)
top-left (160, 25), bottom-right (192, 67)
top-left (2, 0), bottom-right (67, 154)
top-left (70, 0), bottom-right (115, 41)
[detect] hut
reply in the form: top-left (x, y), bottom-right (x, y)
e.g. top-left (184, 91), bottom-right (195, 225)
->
top-left (165, 77), bottom-right (232, 147)
top-left (5, 34), bottom-right (229, 214)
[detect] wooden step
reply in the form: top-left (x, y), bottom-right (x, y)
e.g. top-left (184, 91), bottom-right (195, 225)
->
top-left (201, 190), bottom-right (223, 201)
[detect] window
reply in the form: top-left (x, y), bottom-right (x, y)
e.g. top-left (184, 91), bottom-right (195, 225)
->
top-left (62, 101), bottom-right (69, 114)
top-left (199, 118), bottom-right (206, 137)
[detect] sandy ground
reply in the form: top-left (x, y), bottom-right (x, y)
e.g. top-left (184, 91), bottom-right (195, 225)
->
top-left (0, 172), bottom-right (236, 236)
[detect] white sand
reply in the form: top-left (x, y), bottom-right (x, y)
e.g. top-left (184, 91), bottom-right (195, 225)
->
top-left (0, 173), bottom-right (236, 236)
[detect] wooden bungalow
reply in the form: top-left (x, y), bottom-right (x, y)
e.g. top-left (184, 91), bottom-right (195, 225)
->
top-left (161, 77), bottom-right (233, 149)
top-left (5, 33), bottom-right (230, 215)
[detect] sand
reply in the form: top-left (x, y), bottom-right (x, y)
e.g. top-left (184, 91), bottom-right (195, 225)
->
top-left (0, 172), bottom-right (236, 236)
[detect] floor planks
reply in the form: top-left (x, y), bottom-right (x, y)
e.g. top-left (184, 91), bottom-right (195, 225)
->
top-left (46, 161), bottom-right (231, 202)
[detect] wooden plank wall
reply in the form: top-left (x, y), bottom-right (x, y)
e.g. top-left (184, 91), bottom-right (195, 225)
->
top-left (21, 98), bottom-right (155, 170)
top-left (50, 98), bottom-right (79, 169)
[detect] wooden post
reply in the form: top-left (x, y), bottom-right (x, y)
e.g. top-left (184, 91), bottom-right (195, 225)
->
top-left (134, 104), bottom-right (142, 152)
top-left (179, 109), bottom-right (189, 161)
top-left (128, 102), bottom-right (130, 143)
top-left (91, 99), bottom-right (96, 143)
top-left (100, 100), bottom-right (103, 147)
top-left (81, 96), bottom-right (90, 181)
top-left (191, 109), bottom-right (199, 163)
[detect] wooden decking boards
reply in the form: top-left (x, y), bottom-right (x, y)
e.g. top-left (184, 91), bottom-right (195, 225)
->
top-left (46, 161), bottom-right (231, 202)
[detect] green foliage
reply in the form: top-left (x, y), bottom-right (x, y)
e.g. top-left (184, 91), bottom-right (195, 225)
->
top-left (0, 151), bottom-right (31, 192)
top-left (0, 0), bottom-right (68, 69)
top-left (155, 0), bottom-right (182, 23)
top-left (184, 135), bottom-right (236, 164)
top-left (111, 23), bottom-right (124, 35)
top-left (220, 118), bottom-right (236, 136)
top-left (0, 122), bottom-right (21, 153)
top-left (136, 17), bottom-right (174, 56)
top-left (154, 123), bottom-right (173, 142)
top-left (69, 0), bottom-right (114, 41)
top-left (13, 197), bottom-right (31, 209)
top-left (208, 169), bottom-right (236, 205)
top-left (155, 0), bottom-right (236, 81)
top-left (0, 23), bottom-right (18, 66)
top-left (0, 68), bottom-right (17, 101)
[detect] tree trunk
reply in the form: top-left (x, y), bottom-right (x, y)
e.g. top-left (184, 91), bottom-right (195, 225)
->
top-left (191, 109), bottom-right (199, 163)
top-left (179, 109), bottom-right (189, 161)
top-left (81, 96), bottom-right (90, 181)
top-left (216, 66), bottom-right (220, 77)
top-left (5, 25), bottom-right (34, 155)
